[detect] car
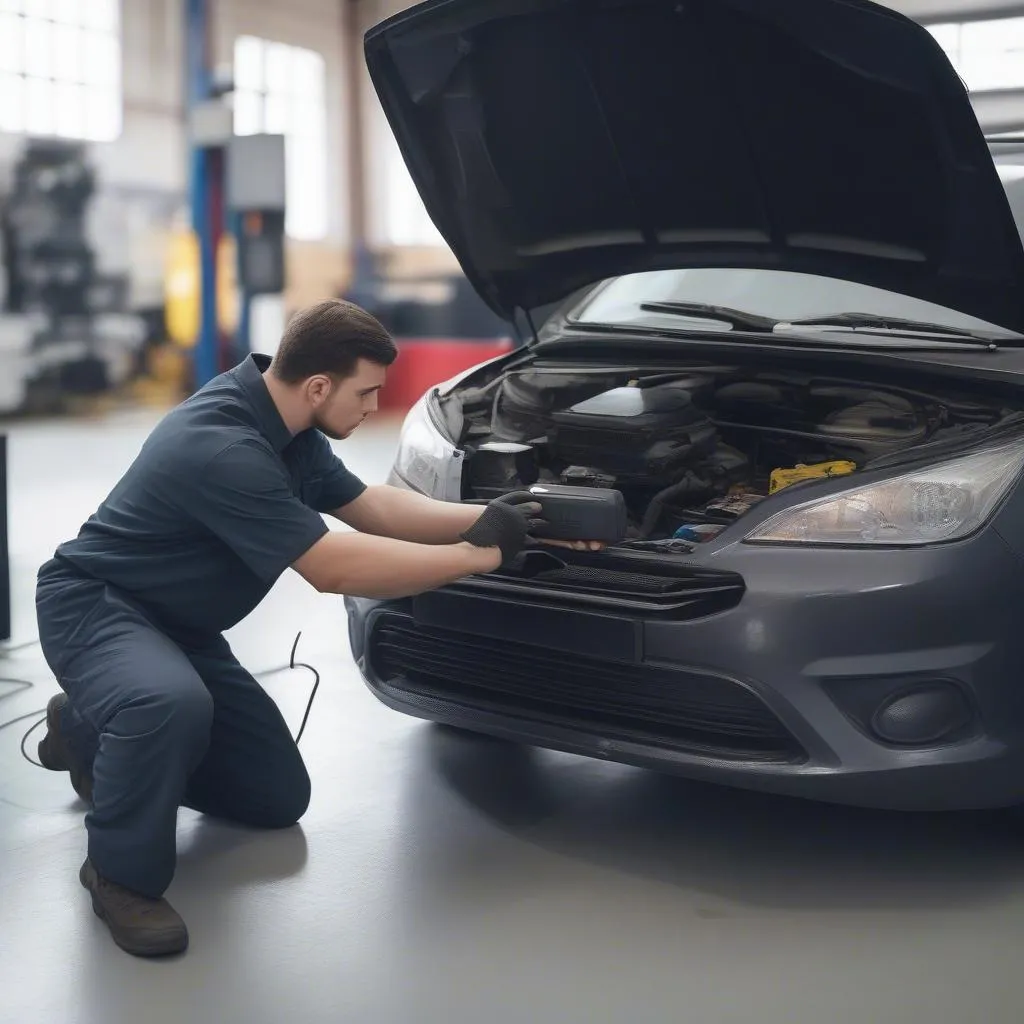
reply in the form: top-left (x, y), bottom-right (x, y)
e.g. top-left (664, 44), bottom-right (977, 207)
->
top-left (346, 0), bottom-right (1024, 812)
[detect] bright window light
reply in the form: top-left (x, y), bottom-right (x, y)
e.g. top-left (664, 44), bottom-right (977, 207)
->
top-left (0, 16), bottom-right (23, 74)
top-left (0, 73), bottom-right (25, 132)
top-left (928, 17), bottom-right (1024, 93)
top-left (380, 130), bottom-right (445, 247)
top-left (0, 0), bottom-right (122, 142)
top-left (232, 35), bottom-right (328, 242)
top-left (51, 1), bottom-right (85, 25)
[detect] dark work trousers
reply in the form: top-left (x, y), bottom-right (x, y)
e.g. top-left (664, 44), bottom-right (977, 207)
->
top-left (35, 562), bottom-right (312, 898)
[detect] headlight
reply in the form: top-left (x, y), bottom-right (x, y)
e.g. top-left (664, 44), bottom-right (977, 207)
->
top-left (390, 391), bottom-right (464, 501)
top-left (744, 442), bottom-right (1024, 547)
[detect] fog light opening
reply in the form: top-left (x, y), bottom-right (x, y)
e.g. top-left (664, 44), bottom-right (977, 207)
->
top-left (870, 684), bottom-right (973, 746)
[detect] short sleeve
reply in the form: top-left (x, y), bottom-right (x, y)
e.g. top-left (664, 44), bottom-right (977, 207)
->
top-left (303, 431), bottom-right (367, 513)
top-left (188, 439), bottom-right (330, 583)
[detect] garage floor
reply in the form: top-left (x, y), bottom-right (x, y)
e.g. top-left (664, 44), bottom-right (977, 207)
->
top-left (2, 407), bottom-right (1023, 1024)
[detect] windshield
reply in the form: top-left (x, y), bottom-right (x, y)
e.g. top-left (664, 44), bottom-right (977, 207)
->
top-left (568, 268), bottom-right (1017, 337)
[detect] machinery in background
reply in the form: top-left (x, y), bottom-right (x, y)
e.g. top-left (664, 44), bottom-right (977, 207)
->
top-left (0, 139), bottom-right (147, 415)
top-left (341, 251), bottom-right (515, 414)
top-left (343, 248), bottom-right (509, 341)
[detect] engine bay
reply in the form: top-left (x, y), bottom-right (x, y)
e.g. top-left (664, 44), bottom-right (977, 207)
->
top-left (442, 362), bottom-right (1018, 548)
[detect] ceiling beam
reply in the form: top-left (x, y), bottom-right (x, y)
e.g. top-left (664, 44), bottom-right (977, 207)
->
top-left (973, 89), bottom-right (1024, 133)
top-left (883, 0), bottom-right (1024, 23)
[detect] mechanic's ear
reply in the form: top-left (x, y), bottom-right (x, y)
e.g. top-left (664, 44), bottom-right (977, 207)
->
top-left (305, 374), bottom-right (333, 407)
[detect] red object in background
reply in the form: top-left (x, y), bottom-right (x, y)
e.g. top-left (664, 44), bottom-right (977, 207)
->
top-left (378, 337), bottom-right (516, 414)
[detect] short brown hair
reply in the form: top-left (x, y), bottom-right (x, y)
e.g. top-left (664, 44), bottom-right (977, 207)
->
top-left (269, 300), bottom-right (397, 384)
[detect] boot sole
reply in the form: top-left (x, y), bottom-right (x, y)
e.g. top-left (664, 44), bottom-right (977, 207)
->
top-left (80, 864), bottom-right (189, 958)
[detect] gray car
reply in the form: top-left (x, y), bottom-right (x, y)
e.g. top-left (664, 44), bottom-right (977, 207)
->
top-left (346, 0), bottom-right (1024, 811)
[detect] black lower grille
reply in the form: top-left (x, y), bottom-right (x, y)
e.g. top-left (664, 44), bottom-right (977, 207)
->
top-left (458, 555), bottom-right (746, 618)
top-left (526, 565), bottom-right (703, 594)
top-left (369, 614), bottom-right (804, 763)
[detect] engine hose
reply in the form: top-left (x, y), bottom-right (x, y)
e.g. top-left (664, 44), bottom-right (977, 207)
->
top-left (639, 472), bottom-right (710, 539)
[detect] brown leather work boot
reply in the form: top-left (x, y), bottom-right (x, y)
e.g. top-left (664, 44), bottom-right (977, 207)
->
top-left (80, 859), bottom-right (189, 957)
top-left (36, 693), bottom-right (93, 805)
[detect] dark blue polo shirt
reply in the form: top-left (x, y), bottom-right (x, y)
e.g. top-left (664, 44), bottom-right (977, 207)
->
top-left (48, 353), bottom-right (366, 636)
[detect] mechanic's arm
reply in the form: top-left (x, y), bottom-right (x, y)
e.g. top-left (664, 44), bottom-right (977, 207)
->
top-left (331, 485), bottom-right (605, 552)
top-left (188, 443), bottom-right (533, 602)
top-left (292, 533), bottom-right (498, 599)
top-left (294, 495), bottom-right (536, 599)
top-left (330, 484), bottom-right (483, 544)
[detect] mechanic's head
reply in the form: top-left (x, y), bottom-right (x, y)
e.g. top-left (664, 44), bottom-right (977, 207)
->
top-left (269, 299), bottom-right (397, 440)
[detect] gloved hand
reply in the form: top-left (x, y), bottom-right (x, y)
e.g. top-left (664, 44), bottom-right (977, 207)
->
top-left (459, 491), bottom-right (543, 565)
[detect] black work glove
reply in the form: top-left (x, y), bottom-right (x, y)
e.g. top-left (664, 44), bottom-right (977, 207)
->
top-left (460, 491), bottom-right (543, 565)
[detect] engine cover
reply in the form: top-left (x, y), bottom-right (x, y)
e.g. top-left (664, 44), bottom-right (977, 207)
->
top-left (550, 381), bottom-right (717, 480)
top-left (713, 380), bottom-right (932, 460)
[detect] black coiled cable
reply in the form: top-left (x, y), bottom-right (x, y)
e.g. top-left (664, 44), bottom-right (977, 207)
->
top-left (0, 631), bottom-right (322, 770)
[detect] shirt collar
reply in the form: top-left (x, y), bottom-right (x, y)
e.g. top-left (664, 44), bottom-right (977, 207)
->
top-left (234, 354), bottom-right (294, 453)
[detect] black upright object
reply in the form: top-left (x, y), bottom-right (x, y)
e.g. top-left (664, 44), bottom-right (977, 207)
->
top-left (0, 435), bottom-right (10, 642)
top-left (0, 140), bottom-right (134, 400)
top-left (2, 140), bottom-right (97, 319)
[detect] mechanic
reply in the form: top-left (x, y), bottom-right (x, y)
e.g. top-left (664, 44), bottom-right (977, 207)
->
top-left (33, 299), bottom-right (585, 959)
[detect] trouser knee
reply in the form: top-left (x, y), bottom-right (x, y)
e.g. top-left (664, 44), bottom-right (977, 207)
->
top-left (125, 683), bottom-right (214, 755)
top-left (258, 761), bottom-right (311, 829)
top-left (278, 765), bottom-right (311, 827)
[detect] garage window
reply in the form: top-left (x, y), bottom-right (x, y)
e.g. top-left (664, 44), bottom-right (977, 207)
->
top-left (0, 0), bottom-right (122, 142)
top-left (379, 129), bottom-right (445, 248)
top-left (928, 17), bottom-right (1024, 93)
top-left (232, 35), bottom-right (327, 242)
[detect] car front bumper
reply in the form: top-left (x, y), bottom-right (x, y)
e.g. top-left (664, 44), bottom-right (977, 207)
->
top-left (346, 527), bottom-right (1024, 811)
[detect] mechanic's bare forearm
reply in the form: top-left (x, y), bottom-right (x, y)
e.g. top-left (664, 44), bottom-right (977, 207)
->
top-left (292, 530), bottom-right (500, 600)
top-left (333, 485), bottom-right (483, 544)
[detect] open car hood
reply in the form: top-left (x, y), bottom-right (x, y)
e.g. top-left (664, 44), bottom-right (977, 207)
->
top-left (365, 0), bottom-right (1024, 335)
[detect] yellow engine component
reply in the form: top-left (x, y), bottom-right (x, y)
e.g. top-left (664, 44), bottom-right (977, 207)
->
top-left (769, 460), bottom-right (857, 494)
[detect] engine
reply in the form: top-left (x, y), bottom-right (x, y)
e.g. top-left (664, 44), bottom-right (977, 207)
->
top-left (461, 366), bottom-right (1004, 544)
top-left (549, 378), bottom-right (718, 481)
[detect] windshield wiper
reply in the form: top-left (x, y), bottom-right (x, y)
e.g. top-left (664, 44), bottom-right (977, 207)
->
top-left (555, 320), bottom-right (1002, 354)
top-left (627, 303), bottom-right (1004, 350)
top-left (638, 301), bottom-right (777, 332)
top-left (780, 312), bottom-right (1004, 349)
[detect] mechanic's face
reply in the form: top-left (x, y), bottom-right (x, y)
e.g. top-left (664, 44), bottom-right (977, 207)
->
top-left (308, 358), bottom-right (387, 440)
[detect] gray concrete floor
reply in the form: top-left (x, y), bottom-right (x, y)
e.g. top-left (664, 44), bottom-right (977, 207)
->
top-left (1, 406), bottom-right (1023, 1024)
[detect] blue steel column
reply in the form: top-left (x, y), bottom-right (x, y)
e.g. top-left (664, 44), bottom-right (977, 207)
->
top-left (231, 208), bottom-right (252, 358)
top-left (185, 0), bottom-right (219, 388)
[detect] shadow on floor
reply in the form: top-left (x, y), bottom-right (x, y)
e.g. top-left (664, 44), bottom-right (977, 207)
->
top-left (174, 814), bottom-right (310, 888)
top-left (396, 724), bottom-right (1024, 917)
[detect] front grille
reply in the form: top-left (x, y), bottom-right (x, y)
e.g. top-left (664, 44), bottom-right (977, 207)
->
top-left (369, 614), bottom-right (804, 763)
top-left (458, 556), bottom-right (746, 618)
top-left (523, 565), bottom-right (703, 594)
